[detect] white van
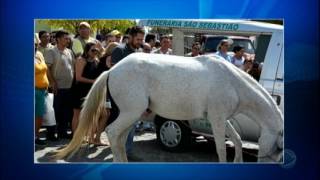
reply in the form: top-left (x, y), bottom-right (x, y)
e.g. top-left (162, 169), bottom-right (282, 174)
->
top-left (138, 19), bottom-right (284, 151)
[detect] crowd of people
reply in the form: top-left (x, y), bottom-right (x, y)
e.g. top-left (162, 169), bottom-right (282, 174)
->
top-left (214, 39), bottom-right (262, 80)
top-left (34, 21), bottom-right (261, 161)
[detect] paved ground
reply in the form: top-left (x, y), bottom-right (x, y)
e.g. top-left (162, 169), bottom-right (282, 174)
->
top-left (35, 129), bottom-right (258, 163)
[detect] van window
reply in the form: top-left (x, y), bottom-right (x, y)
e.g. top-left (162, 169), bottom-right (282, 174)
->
top-left (229, 39), bottom-right (255, 54)
top-left (203, 36), bottom-right (225, 52)
top-left (254, 35), bottom-right (271, 63)
top-left (184, 35), bottom-right (195, 53)
top-left (197, 36), bottom-right (255, 55)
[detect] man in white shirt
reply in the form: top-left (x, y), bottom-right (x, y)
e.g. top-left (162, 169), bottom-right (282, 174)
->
top-left (152, 35), bottom-right (172, 55)
top-left (45, 30), bottom-right (75, 139)
top-left (231, 45), bottom-right (245, 68)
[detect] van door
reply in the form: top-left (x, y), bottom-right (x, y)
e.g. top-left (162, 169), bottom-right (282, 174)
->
top-left (259, 32), bottom-right (283, 106)
top-left (272, 46), bottom-right (284, 112)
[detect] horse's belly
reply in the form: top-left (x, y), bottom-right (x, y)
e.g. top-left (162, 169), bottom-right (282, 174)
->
top-left (148, 72), bottom-right (209, 120)
top-left (152, 106), bottom-right (205, 120)
top-left (149, 91), bottom-right (207, 120)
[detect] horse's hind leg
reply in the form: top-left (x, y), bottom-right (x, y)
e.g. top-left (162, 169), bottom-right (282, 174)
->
top-left (208, 112), bottom-right (227, 162)
top-left (226, 120), bottom-right (243, 162)
top-left (106, 112), bottom-right (141, 162)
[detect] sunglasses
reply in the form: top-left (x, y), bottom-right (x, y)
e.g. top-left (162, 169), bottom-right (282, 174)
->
top-left (90, 48), bottom-right (99, 53)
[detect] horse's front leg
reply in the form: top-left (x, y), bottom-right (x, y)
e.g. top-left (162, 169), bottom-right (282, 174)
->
top-left (208, 113), bottom-right (227, 162)
top-left (226, 120), bottom-right (243, 162)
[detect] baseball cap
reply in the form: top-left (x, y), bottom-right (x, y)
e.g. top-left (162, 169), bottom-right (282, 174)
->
top-left (110, 30), bottom-right (121, 36)
top-left (79, 21), bottom-right (91, 28)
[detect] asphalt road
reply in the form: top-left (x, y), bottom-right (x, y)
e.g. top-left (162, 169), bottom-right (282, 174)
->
top-left (34, 130), bottom-right (258, 163)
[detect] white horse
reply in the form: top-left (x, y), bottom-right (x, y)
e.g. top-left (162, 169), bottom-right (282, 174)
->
top-left (56, 53), bottom-right (283, 162)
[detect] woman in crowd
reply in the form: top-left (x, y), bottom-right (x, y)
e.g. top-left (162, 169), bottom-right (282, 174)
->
top-left (215, 39), bottom-right (232, 62)
top-left (99, 42), bottom-right (119, 70)
top-left (242, 58), bottom-right (253, 73)
top-left (35, 34), bottom-right (50, 145)
top-left (72, 42), bottom-right (107, 145)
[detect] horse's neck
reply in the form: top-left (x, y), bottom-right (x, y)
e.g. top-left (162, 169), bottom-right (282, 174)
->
top-left (240, 89), bottom-right (283, 133)
top-left (236, 73), bottom-right (283, 133)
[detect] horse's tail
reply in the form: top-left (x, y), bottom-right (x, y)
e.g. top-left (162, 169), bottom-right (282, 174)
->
top-left (55, 70), bottom-right (110, 159)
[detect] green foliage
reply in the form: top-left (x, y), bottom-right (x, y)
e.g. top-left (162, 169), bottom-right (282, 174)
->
top-left (36, 19), bottom-right (136, 34)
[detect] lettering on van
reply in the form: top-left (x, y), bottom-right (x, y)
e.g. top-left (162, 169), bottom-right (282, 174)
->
top-left (145, 20), bottom-right (239, 31)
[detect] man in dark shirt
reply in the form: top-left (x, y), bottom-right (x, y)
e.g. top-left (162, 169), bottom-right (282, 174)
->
top-left (111, 26), bottom-right (144, 65)
top-left (145, 33), bottom-right (156, 50)
top-left (110, 26), bottom-right (145, 161)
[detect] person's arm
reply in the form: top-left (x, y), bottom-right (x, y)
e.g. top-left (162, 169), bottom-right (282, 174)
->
top-left (70, 49), bottom-right (76, 73)
top-left (95, 40), bottom-right (105, 54)
top-left (46, 66), bottom-right (58, 94)
top-left (151, 49), bottom-right (159, 54)
top-left (44, 49), bottom-right (58, 94)
top-left (106, 56), bottom-right (113, 68)
top-left (72, 39), bottom-right (83, 57)
top-left (75, 57), bottom-right (95, 84)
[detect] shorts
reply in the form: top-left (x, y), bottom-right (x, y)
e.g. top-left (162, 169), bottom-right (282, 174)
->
top-left (35, 88), bottom-right (47, 118)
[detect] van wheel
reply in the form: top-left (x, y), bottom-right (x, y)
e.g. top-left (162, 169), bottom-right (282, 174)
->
top-left (155, 116), bottom-right (192, 152)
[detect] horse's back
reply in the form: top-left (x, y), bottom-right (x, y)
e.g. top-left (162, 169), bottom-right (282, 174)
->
top-left (108, 53), bottom-right (231, 119)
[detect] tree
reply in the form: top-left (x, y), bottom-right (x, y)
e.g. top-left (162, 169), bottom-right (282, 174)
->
top-left (36, 19), bottom-right (136, 34)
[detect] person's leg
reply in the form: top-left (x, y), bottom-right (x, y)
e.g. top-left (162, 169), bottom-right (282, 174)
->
top-left (125, 123), bottom-right (143, 161)
top-left (46, 125), bottom-right (57, 141)
top-left (72, 109), bottom-right (81, 132)
top-left (92, 108), bottom-right (110, 145)
top-left (141, 109), bottom-right (154, 131)
top-left (126, 124), bottom-right (136, 155)
top-left (56, 89), bottom-right (73, 138)
top-left (145, 122), bottom-right (155, 131)
top-left (35, 117), bottom-right (47, 145)
top-left (35, 117), bottom-right (42, 138)
top-left (65, 89), bottom-right (74, 134)
top-left (54, 89), bottom-right (64, 138)
top-left (35, 89), bottom-right (42, 138)
top-left (35, 89), bottom-right (46, 145)
top-left (135, 121), bottom-right (143, 132)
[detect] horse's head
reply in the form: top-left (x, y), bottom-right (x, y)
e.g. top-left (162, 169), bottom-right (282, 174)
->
top-left (273, 130), bottom-right (284, 162)
top-left (258, 147), bottom-right (283, 163)
top-left (258, 130), bottom-right (284, 162)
